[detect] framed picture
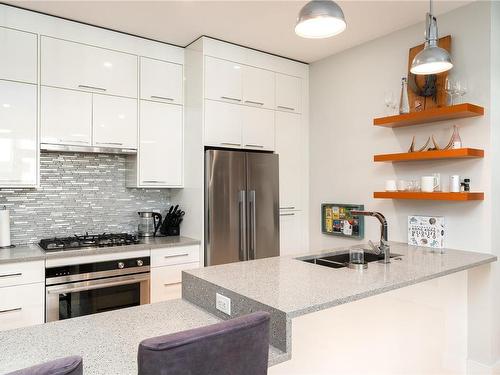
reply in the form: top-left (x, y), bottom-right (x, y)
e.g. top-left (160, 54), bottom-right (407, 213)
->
top-left (408, 215), bottom-right (445, 249)
top-left (321, 203), bottom-right (364, 239)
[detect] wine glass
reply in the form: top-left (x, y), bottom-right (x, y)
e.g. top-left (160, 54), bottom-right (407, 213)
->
top-left (456, 79), bottom-right (467, 103)
top-left (444, 77), bottom-right (456, 105)
top-left (384, 91), bottom-right (397, 115)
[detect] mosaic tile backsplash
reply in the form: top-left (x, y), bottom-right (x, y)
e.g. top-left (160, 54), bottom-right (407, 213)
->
top-left (0, 152), bottom-right (171, 245)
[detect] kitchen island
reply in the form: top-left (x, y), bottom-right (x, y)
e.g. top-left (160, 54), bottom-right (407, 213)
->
top-left (0, 242), bottom-right (495, 374)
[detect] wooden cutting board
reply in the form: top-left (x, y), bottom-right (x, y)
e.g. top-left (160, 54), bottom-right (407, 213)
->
top-left (407, 35), bottom-right (451, 112)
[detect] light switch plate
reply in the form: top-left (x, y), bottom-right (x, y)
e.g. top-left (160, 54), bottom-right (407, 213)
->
top-left (216, 293), bottom-right (231, 315)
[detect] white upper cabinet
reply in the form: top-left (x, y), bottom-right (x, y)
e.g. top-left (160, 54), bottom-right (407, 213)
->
top-left (140, 57), bottom-right (183, 105)
top-left (275, 73), bottom-right (301, 113)
top-left (0, 27), bottom-right (37, 84)
top-left (0, 81), bottom-right (37, 187)
top-left (205, 56), bottom-right (242, 103)
top-left (242, 66), bottom-right (275, 109)
top-left (276, 111), bottom-right (302, 210)
top-left (204, 99), bottom-right (242, 148)
top-left (93, 95), bottom-right (137, 149)
top-left (139, 101), bottom-right (183, 187)
top-left (205, 100), bottom-right (243, 148)
top-left (242, 106), bottom-right (275, 151)
top-left (41, 36), bottom-right (138, 98)
top-left (41, 87), bottom-right (92, 146)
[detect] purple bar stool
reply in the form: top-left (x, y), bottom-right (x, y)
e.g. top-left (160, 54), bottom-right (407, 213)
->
top-left (138, 311), bottom-right (271, 375)
top-left (6, 356), bottom-right (83, 375)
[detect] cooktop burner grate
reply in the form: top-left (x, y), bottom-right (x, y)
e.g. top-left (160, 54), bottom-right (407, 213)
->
top-left (39, 233), bottom-right (140, 252)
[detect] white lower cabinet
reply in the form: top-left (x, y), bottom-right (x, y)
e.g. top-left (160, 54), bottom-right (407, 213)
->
top-left (139, 101), bottom-right (183, 187)
top-left (242, 106), bottom-right (275, 151)
top-left (0, 283), bottom-right (44, 331)
top-left (0, 260), bottom-right (45, 332)
top-left (0, 80), bottom-right (37, 188)
top-left (150, 245), bottom-right (200, 303)
top-left (93, 94), bottom-right (138, 149)
top-left (279, 210), bottom-right (304, 256)
top-left (41, 86), bottom-right (92, 146)
top-left (150, 262), bottom-right (199, 303)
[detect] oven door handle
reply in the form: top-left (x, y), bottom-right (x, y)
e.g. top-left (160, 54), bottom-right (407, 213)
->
top-left (46, 273), bottom-right (150, 295)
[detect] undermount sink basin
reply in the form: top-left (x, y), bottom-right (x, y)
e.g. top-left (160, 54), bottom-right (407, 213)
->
top-left (300, 251), bottom-right (402, 269)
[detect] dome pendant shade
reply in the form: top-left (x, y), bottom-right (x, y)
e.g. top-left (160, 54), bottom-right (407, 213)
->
top-left (410, 12), bottom-right (453, 75)
top-left (295, 1), bottom-right (347, 39)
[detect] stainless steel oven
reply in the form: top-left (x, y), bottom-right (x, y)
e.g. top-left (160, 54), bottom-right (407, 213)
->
top-left (45, 256), bottom-right (150, 322)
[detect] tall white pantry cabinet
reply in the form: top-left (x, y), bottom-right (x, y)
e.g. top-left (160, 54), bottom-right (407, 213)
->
top-left (182, 37), bottom-right (310, 257)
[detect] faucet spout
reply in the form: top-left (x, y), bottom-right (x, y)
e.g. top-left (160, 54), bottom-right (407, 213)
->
top-left (350, 210), bottom-right (390, 263)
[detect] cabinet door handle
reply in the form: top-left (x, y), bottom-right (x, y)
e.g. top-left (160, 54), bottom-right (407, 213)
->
top-left (95, 142), bottom-right (123, 146)
top-left (244, 100), bottom-right (264, 106)
top-left (245, 144), bottom-right (264, 148)
top-left (151, 96), bottom-right (174, 101)
top-left (277, 105), bottom-right (295, 111)
top-left (78, 84), bottom-right (107, 92)
top-left (0, 307), bottom-right (22, 314)
top-left (164, 253), bottom-right (189, 259)
top-left (0, 272), bottom-right (22, 278)
top-left (59, 139), bottom-right (88, 144)
top-left (280, 206), bottom-right (295, 210)
top-left (221, 142), bottom-right (241, 147)
top-left (142, 180), bottom-right (167, 184)
top-left (220, 96), bottom-right (241, 102)
top-left (280, 213), bottom-right (295, 216)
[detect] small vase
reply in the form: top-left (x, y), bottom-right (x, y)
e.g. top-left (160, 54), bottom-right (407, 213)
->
top-left (450, 125), bottom-right (462, 149)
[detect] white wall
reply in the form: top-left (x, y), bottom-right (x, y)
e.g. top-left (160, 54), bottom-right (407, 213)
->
top-left (309, 1), bottom-right (497, 369)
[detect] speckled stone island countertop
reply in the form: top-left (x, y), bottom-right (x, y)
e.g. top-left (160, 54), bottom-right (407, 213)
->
top-left (0, 299), bottom-right (288, 374)
top-left (182, 242), bottom-right (497, 354)
top-left (0, 236), bottom-right (200, 265)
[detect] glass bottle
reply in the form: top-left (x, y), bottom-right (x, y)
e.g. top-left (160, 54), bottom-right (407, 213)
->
top-left (399, 77), bottom-right (410, 114)
top-left (450, 125), bottom-right (462, 149)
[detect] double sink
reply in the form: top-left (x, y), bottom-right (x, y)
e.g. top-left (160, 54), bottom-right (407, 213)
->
top-left (300, 250), bottom-right (402, 269)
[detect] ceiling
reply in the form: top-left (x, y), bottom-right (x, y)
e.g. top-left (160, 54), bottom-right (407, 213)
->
top-left (6, 0), bottom-right (471, 63)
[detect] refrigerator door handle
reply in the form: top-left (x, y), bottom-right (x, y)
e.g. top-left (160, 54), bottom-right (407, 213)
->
top-left (249, 190), bottom-right (257, 260)
top-left (239, 190), bottom-right (247, 261)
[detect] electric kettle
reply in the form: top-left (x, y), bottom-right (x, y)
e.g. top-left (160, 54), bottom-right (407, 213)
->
top-left (137, 212), bottom-right (162, 237)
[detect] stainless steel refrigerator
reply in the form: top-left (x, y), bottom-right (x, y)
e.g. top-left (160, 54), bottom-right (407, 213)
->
top-left (205, 149), bottom-right (279, 266)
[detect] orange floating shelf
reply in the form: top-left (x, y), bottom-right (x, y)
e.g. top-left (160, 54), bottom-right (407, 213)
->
top-left (373, 191), bottom-right (484, 201)
top-left (373, 103), bottom-right (484, 128)
top-left (374, 148), bottom-right (484, 162)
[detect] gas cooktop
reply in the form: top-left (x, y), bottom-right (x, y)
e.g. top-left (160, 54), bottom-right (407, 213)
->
top-left (39, 233), bottom-right (140, 252)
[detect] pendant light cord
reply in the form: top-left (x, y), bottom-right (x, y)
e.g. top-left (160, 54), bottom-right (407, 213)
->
top-left (429, 0), bottom-right (433, 16)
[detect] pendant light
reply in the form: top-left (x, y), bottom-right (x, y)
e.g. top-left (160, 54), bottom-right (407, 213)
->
top-left (295, 0), bottom-right (347, 39)
top-left (410, 0), bottom-right (453, 75)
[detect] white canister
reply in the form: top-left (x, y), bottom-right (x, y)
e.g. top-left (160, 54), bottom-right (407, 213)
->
top-left (385, 180), bottom-right (397, 192)
top-left (0, 207), bottom-right (11, 247)
top-left (421, 176), bottom-right (439, 192)
top-left (450, 175), bottom-right (461, 192)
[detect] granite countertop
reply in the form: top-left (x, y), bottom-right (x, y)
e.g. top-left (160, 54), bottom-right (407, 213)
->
top-left (0, 299), bottom-right (288, 374)
top-left (184, 242), bottom-right (496, 318)
top-left (0, 236), bottom-right (200, 265)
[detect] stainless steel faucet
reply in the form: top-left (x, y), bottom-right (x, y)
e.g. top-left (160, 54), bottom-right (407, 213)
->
top-left (350, 210), bottom-right (391, 264)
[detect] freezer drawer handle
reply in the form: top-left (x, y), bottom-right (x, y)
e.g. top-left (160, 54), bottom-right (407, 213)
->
top-left (164, 253), bottom-right (189, 259)
top-left (0, 272), bottom-right (22, 278)
top-left (249, 190), bottom-right (257, 260)
top-left (0, 307), bottom-right (22, 314)
top-left (239, 190), bottom-right (247, 261)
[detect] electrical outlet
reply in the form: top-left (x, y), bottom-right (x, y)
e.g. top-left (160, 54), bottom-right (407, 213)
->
top-left (216, 293), bottom-right (231, 315)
